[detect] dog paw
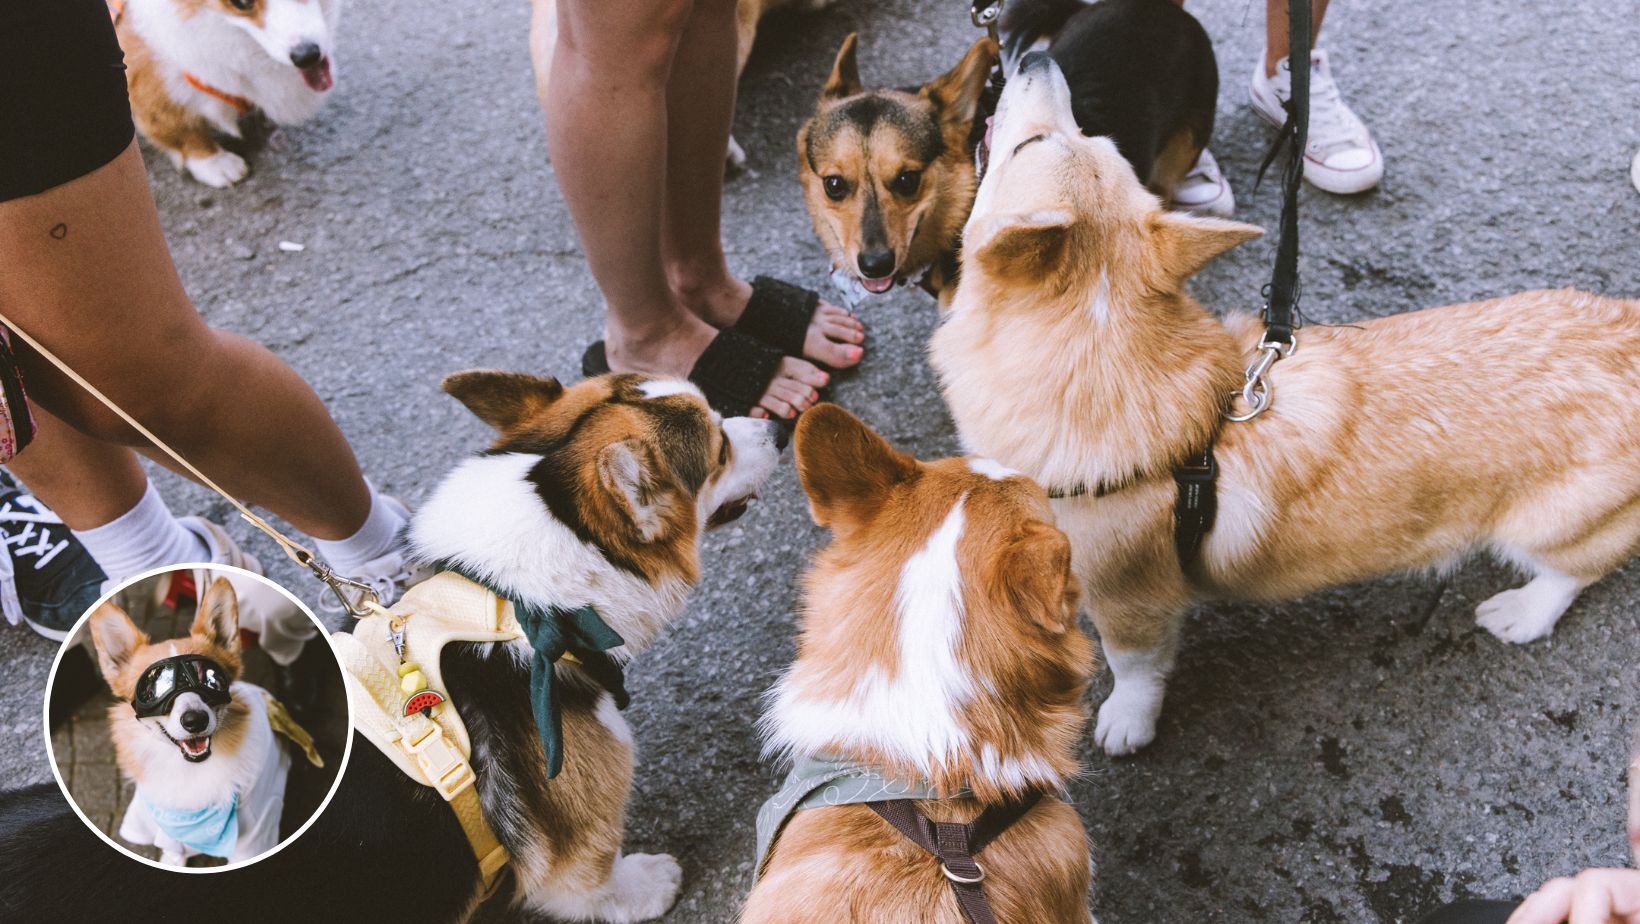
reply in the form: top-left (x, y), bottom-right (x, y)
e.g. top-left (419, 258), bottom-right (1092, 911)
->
top-left (1094, 690), bottom-right (1160, 756)
top-left (185, 150), bottom-right (249, 187)
top-left (600, 852), bottom-right (682, 923)
top-left (1476, 589), bottom-right (1560, 644)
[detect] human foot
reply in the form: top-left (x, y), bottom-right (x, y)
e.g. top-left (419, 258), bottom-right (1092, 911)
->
top-left (1250, 49), bottom-right (1383, 194)
top-left (674, 273), bottom-right (865, 370)
top-left (596, 312), bottom-right (830, 420)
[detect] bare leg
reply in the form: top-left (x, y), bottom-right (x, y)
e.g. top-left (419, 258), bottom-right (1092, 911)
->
top-left (5, 407), bottom-right (146, 531)
top-left (1266, 0), bottom-right (1330, 76)
top-left (0, 143), bottom-right (369, 540)
top-left (540, 0), bottom-right (841, 418)
top-left (658, 0), bottom-right (864, 370)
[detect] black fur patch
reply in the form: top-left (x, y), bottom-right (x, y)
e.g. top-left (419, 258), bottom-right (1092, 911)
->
top-left (806, 94), bottom-right (946, 170)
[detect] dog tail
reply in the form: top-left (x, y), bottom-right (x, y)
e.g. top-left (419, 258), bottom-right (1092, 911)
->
top-left (997, 0), bottom-right (1086, 74)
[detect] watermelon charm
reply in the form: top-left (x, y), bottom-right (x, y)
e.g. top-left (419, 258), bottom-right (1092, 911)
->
top-left (403, 688), bottom-right (445, 718)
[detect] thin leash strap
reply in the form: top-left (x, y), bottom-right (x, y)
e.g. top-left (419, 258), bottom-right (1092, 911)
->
top-left (1261, 0), bottom-right (1311, 347)
top-left (0, 313), bottom-right (381, 616)
top-left (868, 792), bottom-right (1043, 924)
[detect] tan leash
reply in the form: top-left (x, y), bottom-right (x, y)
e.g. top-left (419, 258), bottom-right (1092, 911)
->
top-left (0, 312), bottom-right (381, 617)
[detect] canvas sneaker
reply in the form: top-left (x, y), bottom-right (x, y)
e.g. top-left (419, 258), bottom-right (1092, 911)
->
top-left (1172, 148), bottom-right (1236, 217)
top-left (0, 473), bottom-right (106, 641)
top-left (1250, 49), bottom-right (1383, 194)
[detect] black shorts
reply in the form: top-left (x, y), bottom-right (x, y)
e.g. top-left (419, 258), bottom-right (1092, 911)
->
top-left (0, 0), bottom-right (135, 202)
top-left (1416, 899), bottom-right (1521, 924)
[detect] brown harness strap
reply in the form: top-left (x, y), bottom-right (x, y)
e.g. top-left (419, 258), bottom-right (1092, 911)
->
top-left (867, 792), bottom-right (1043, 924)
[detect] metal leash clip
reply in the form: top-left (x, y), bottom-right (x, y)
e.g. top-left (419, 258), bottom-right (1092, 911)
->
top-left (1225, 333), bottom-right (1295, 422)
top-left (971, 0), bottom-right (1002, 33)
top-left (296, 551), bottom-right (382, 618)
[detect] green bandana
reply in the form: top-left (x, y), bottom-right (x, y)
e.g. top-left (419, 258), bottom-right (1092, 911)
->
top-left (439, 562), bottom-right (629, 779)
top-left (753, 754), bottom-right (969, 876)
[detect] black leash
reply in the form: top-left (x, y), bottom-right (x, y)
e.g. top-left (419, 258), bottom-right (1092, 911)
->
top-left (868, 792), bottom-right (1043, 924)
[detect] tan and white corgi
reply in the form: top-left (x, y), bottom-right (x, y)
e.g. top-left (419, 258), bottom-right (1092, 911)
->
top-left (931, 52), bottom-right (1640, 757)
top-left (745, 405), bottom-right (1096, 923)
top-left (90, 577), bottom-right (291, 865)
top-left (112, 0), bottom-right (341, 186)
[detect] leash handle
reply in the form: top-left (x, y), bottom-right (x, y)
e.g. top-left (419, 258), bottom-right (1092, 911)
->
top-left (0, 312), bottom-right (380, 617)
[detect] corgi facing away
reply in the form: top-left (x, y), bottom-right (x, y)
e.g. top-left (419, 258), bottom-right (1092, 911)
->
top-left (745, 405), bottom-right (1096, 923)
top-left (91, 577), bottom-right (291, 865)
top-left (931, 53), bottom-right (1640, 757)
top-left (113, 0), bottom-right (341, 186)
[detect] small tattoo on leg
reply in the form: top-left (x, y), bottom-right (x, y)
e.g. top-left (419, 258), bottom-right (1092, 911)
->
top-left (49, 223), bottom-right (68, 240)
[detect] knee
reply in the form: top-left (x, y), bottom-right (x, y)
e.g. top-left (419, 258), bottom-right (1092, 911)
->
top-left (35, 329), bottom-right (223, 447)
top-left (556, 0), bottom-right (694, 83)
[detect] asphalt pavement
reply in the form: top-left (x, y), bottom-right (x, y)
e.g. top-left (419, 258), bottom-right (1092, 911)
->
top-left (3, 0), bottom-right (1638, 921)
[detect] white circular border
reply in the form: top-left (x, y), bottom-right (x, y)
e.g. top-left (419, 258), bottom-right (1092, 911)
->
top-left (41, 562), bottom-right (354, 874)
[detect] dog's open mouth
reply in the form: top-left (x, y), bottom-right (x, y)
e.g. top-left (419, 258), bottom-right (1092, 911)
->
top-left (707, 492), bottom-right (757, 528)
top-left (975, 115), bottom-right (995, 183)
top-left (860, 275), bottom-right (896, 294)
top-left (169, 732), bottom-right (213, 763)
top-left (298, 56), bottom-right (333, 93)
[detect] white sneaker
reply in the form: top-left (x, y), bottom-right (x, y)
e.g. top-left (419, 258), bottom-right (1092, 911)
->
top-left (1172, 148), bottom-right (1236, 217)
top-left (315, 495), bottom-right (432, 615)
top-left (1250, 49), bottom-right (1384, 194)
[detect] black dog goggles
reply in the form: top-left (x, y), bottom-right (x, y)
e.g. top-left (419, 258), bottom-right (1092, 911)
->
top-left (132, 654), bottom-right (232, 718)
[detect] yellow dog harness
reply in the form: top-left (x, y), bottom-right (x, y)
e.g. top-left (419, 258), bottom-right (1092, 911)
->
top-left (331, 572), bottom-right (520, 891)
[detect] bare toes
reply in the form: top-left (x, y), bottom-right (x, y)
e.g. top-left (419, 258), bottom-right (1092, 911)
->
top-left (780, 357), bottom-right (831, 390)
top-left (759, 394), bottom-right (796, 419)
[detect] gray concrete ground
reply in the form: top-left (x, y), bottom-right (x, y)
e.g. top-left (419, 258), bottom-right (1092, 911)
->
top-left (3, 0), bottom-right (1639, 920)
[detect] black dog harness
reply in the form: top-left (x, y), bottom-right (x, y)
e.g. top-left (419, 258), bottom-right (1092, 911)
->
top-left (868, 792), bottom-right (1043, 924)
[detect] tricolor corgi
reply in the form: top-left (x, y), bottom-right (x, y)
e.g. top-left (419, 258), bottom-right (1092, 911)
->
top-left (0, 371), bottom-right (781, 922)
top-left (745, 405), bottom-right (1096, 923)
top-left (112, 0), bottom-right (342, 186)
top-left (90, 576), bottom-right (291, 865)
top-left (931, 52), bottom-right (1640, 757)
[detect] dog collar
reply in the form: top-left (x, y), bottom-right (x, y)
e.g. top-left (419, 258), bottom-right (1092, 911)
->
top-left (105, 1), bottom-right (254, 116)
top-left (437, 561), bottom-right (630, 780)
top-left (132, 654), bottom-right (231, 719)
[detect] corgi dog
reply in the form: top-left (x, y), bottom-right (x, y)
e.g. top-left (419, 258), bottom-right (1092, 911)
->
top-left (113, 0), bottom-right (341, 186)
top-left (529, 0), bottom-right (838, 171)
top-left (930, 53), bottom-right (1640, 757)
top-left (744, 405), bottom-right (1095, 923)
top-left (801, 0), bottom-right (1216, 308)
top-left (90, 577), bottom-right (291, 865)
top-left (0, 372), bottom-right (781, 921)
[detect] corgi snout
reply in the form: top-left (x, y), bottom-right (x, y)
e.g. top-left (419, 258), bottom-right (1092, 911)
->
top-left (289, 40), bottom-right (323, 69)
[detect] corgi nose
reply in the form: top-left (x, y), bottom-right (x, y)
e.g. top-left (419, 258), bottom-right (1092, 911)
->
top-left (1020, 50), bottom-right (1052, 74)
top-left (290, 42), bottom-right (323, 69)
top-left (772, 421), bottom-right (790, 452)
top-left (857, 250), bottom-right (896, 279)
top-left (180, 709), bottom-right (209, 734)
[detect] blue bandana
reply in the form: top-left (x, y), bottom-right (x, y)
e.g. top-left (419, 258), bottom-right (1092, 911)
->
top-left (141, 792), bottom-right (240, 858)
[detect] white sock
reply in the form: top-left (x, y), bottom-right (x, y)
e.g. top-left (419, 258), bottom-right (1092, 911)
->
top-left (312, 483), bottom-right (407, 574)
top-left (72, 482), bottom-right (208, 584)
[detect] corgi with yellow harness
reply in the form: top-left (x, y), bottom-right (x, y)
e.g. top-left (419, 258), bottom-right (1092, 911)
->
top-left (0, 370), bottom-right (781, 922)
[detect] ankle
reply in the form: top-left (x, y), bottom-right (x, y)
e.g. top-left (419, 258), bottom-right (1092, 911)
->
top-left (605, 310), bottom-right (715, 376)
top-left (666, 261), bottom-right (744, 321)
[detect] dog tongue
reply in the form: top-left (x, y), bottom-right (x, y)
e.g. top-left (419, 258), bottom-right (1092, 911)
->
top-left (300, 57), bottom-right (333, 92)
top-left (181, 736), bottom-right (210, 756)
top-left (861, 275), bottom-right (896, 294)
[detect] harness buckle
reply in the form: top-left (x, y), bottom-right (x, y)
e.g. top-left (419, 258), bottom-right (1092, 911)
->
top-left (941, 860), bottom-right (986, 884)
top-left (403, 718), bottom-right (476, 801)
top-left (1173, 455), bottom-right (1218, 483)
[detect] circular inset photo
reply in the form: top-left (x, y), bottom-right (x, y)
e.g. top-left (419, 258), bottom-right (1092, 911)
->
top-left (44, 564), bottom-right (350, 871)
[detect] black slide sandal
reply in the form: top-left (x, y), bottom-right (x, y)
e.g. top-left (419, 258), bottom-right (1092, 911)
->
top-left (730, 276), bottom-right (821, 359)
top-left (581, 328), bottom-right (787, 418)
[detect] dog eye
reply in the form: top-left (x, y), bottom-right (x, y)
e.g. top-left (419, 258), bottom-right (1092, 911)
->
top-left (718, 433), bottom-right (729, 466)
top-left (890, 169), bottom-right (922, 197)
top-left (228, 0), bottom-right (254, 9)
top-left (1012, 134), bottom-right (1047, 157)
top-left (822, 176), bottom-right (848, 201)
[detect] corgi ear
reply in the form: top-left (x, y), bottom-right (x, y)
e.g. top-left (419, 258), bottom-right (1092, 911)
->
top-left (442, 370), bottom-right (565, 432)
top-left (1149, 212), bottom-right (1263, 280)
top-left (596, 438), bottom-right (680, 543)
top-left (794, 404), bottom-right (919, 529)
top-left (968, 209), bottom-right (1075, 280)
top-left (193, 577), bottom-right (240, 652)
top-left (923, 36), bottom-right (1000, 130)
top-left (90, 602), bottom-right (148, 686)
top-left (820, 33), bottom-right (862, 100)
top-left (992, 522), bottom-right (1078, 634)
